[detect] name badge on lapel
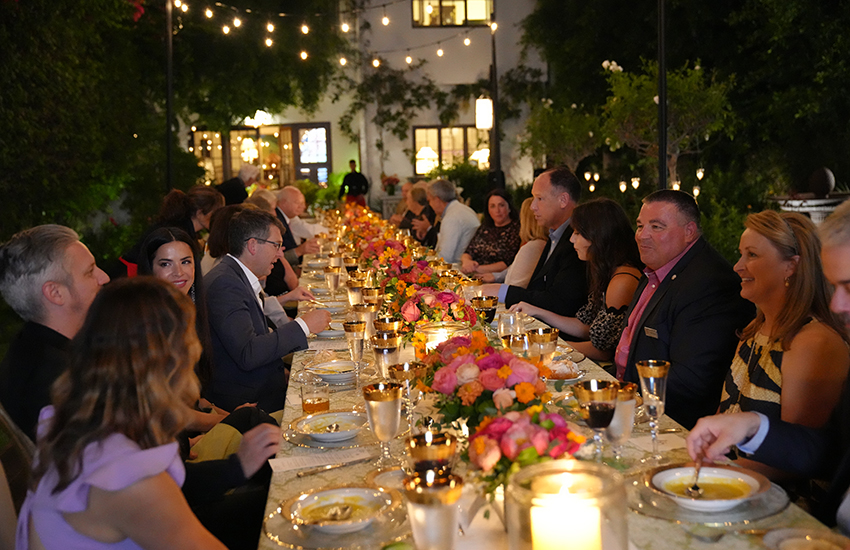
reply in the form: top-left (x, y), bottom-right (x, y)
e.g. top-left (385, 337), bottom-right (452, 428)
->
top-left (644, 327), bottom-right (659, 339)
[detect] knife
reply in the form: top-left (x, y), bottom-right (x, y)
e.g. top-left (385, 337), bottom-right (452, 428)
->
top-left (296, 456), bottom-right (375, 477)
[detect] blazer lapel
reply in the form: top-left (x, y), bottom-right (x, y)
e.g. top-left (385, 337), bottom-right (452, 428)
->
top-left (223, 256), bottom-right (266, 321)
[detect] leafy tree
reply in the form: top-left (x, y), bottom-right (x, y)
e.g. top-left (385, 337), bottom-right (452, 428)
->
top-left (601, 60), bottom-right (734, 186)
top-left (519, 100), bottom-right (603, 172)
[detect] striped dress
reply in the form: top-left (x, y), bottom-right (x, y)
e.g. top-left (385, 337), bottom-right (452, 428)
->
top-left (718, 331), bottom-right (786, 418)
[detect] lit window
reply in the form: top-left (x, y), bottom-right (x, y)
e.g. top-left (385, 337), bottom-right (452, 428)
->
top-left (412, 0), bottom-right (491, 27)
top-left (413, 126), bottom-right (489, 175)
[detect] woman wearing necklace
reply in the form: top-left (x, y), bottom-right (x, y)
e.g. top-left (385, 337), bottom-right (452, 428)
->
top-left (718, 211), bottom-right (850, 473)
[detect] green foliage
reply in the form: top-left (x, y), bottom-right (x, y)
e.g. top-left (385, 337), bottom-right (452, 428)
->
top-left (291, 177), bottom-right (342, 215)
top-left (426, 162), bottom-right (490, 213)
top-left (520, 101), bottom-right (603, 171)
top-left (601, 60), bottom-right (734, 185)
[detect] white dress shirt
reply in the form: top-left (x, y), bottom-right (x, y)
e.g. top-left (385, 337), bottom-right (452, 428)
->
top-left (435, 200), bottom-right (480, 265)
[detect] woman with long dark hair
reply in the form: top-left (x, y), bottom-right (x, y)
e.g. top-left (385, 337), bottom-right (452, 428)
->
top-left (511, 198), bottom-right (643, 360)
top-left (460, 188), bottom-right (521, 276)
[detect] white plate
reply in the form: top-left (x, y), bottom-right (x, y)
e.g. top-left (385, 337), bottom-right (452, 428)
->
top-left (306, 260), bottom-right (329, 269)
top-left (309, 286), bottom-right (330, 295)
top-left (365, 467), bottom-right (406, 492)
top-left (292, 410), bottom-right (367, 442)
top-left (289, 486), bottom-right (396, 534)
top-left (317, 322), bottom-right (345, 338)
top-left (308, 360), bottom-right (357, 383)
top-left (764, 528), bottom-right (850, 550)
top-left (319, 301), bottom-right (348, 314)
top-left (648, 464), bottom-right (769, 512)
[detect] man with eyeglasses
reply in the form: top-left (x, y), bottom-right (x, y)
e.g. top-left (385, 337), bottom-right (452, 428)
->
top-left (204, 208), bottom-right (331, 412)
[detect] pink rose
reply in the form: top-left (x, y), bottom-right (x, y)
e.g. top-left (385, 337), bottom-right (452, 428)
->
top-left (500, 417), bottom-right (549, 461)
top-left (437, 291), bottom-right (457, 305)
top-left (422, 293), bottom-right (436, 306)
top-left (469, 435), bottom-right (501, 472)
top-left (476, 415), bottom-right (515, 441)
top-left (479, 368), bottom-right (506, 391)
top-left (492, 388), bottom-right (515, 410)
top-left (539, 412), bottom-right (567, 429)
top-left (445, 353), bottom-right (477, 372)
top-left (476, 352), bottom-right (506, 371)
top-left (505, 358), bottom-right (539, 386)
top-left (456, 363), bottom-right (480, 385)
top-left (431, 367), bottom-right (458, 394)
top-left (401, 300), bottom-right (421, 323)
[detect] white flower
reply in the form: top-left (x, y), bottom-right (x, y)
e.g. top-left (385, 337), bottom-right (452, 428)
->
top-left (605, 137), bottom-right (611, 145)
top-left (704, 133), bottom-right (710, 141)
top-left (653, 95), bottom-right (659, 104)
top-left (602, 60), bottom-right (611, 69)
top-left (615, 65), bottom-right (623, 72)
top-left (695, 65), bottom-right (701, 70)
top-left (571, 103), bottom-right (577, 109)
top-left (588, 131), bottom-right (594, 137)
top-left (456, 363), bottom-right (480, 385)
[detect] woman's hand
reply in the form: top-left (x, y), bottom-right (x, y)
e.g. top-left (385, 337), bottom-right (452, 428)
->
top-left (461, 256), bottom-right (479, 274)
top-left (509, 301), bottom-right (542, 318)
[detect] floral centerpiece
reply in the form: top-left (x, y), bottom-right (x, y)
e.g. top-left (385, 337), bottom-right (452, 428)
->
top-left (381, 173), bottom-right (400, 195)
top-left (467, 408), bottom-right (585, 496)
top-left (422, 331), bottom-right (550, 431)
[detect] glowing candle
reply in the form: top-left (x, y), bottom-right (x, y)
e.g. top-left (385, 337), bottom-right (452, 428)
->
top-left (530, 474), bottom-right (602, 550)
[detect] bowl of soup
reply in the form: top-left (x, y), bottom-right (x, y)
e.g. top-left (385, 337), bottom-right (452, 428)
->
top-left (646, 463), bottom-right (770, 512)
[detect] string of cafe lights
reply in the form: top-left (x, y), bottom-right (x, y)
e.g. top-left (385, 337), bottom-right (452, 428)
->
top-left (170, 0), bottom-right (494, 65)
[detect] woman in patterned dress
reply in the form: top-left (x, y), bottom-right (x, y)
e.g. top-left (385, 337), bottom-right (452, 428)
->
top-left (460, 188), bottom-right (521, 277)
top-left (510, 198), bottom-right (642, 361)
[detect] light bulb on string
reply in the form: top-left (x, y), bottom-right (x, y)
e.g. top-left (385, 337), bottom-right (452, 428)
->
top-left (301, 24), bottom-right (309, 34)
top-left (339, 57), bottom-right (347, 65)
top-left (222, 25), bottom-right (230, 34)
top-left (341, 22), bottom-right (350, 32)
top-left (593, 172), bottom-right (600, 181)
top-left (464, 37), bottom-right (471, 46)
top-left (584, 172), bottom-right (591, 181)
top-left (631, 177), bottom-right (640, 189)
top-left (696, 167), bottom-right (705, 180)
top-left (382, 9), bottom-right (390, 26)
top-left (267, 22), bottom-right (274, 32)
top-left (693, 185), bottom-right (701, 197)
top-left (372, 58), bottom-right (381, 68)
top-left (205, 7), bottom-right (212, 18)
top-left (672, 180), bottom-right (681, 191)
top-left (181, 3), bottom-right (188, 12)
top-left (233, 17), bottom-right (241, 27)
top-left (300, 51), bottom-right (308, 60)
top-left (405, 55), bottom-right (412, 64)
top-left (490, 22), bottom-right (498, 33)
top-left (619, 181), bottom-right (627, 193)
top-left (436, 48), bottom-right (444, 57)
top-left (174, 0), bottom-right (181, 7)
top-left (589, 183), bottom-right (596, 192)
top-left (265, 38), bottom-right (273, 47)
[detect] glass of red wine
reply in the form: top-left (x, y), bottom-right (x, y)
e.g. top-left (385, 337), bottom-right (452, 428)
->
top-left (574, 379), bottom-right (620, 462)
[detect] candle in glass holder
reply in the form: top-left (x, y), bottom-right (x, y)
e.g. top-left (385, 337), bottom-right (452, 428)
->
top-left (403, 470), bottom-right (464, 550)
top-left (417, 321), bottom-right (471, 354)
top-left (506, 460), bottom-right (627, 550)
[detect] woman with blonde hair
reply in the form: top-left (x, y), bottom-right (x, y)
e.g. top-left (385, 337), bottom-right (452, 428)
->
top-left (18, 278), bottom-right (227, 549)
top-left (719, 210), bottom-right (849, 434)
top-left (480, 197), bottom-right (548, 288)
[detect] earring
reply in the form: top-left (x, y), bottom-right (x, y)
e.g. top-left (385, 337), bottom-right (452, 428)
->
top-left (784, 277), bottom-right (790, 287)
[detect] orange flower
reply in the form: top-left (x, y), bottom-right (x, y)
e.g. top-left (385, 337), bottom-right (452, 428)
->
top-left (401, 255), bottom-right (413, 268)
top-left (497, 365), bottom-right (512, 380)
top-left (458, 380), bottom-right (484, 406)
top-left (470, 331), bottom-right (489, 352)
top-left (537, 364), bottom-right (552, 379)
top-left (515, 382), bottom-right (536, 404)
top-left (415, 379), bottom-right (432, 393)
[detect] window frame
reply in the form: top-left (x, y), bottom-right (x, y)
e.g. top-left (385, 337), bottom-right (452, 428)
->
top-left (412, 124), bottom-right (489, 175)
top-left (411, 0), bottom-right (493, 28)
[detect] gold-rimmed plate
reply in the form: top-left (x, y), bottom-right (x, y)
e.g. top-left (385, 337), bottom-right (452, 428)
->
top-left (289, 486), bottom-right (397, 534)
top-left (763, 528), bottom-right (850, 550)
top-left (264, 487), bottom-right (409, 548)
top-left (364, 466), bottom-right (406, 492)
top-left (283, 417), bottom-right (410, 450)
top-left (291, 410), bottom-right (367, 443)
top-left (644, 462), bottom-right (771, 512)
top-left (307, 360), bottom-right (356, 383)
top-left (316, 322), bottom-right (345, 339)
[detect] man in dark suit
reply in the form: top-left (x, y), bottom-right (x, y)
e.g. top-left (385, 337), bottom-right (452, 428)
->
top-left (275, 186), bottom-right (320, 268)
top-left (687, 199), bottom-right (850, 530)
top-left (339, 159), bottom-right (369, 206)
top-left (217, 164), bottom-right (260, 205)
top-left (0, 225), bottom-right (110, 439)
top-left (616, 190), bottom-right (753, 429)
top-left (204, 208), bottom-right (330, 412)
top-left (482, 166), bottom-right (587, 318)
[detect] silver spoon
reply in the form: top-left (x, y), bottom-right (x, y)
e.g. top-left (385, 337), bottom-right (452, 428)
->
top-left (325, 423), bottom-right (341, 433)
top-left (685, 457), bottom-right (703, 498)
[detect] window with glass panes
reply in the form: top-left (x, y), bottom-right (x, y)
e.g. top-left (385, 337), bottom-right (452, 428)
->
top-left (413, 126), bottom-right (490, 175)
top-left (412, 0), bottom-right (492, 27)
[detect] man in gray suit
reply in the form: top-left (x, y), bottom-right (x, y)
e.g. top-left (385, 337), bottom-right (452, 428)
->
top-left (204, 209), bottom-right (329, 411)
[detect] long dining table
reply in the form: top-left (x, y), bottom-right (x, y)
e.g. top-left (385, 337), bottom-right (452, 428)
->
top-left (255, 260), bottom-right (828, 550)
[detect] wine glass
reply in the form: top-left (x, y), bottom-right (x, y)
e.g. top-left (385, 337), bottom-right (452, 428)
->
top-left (636, 360), bottom-right (671, 464)
top-left (573, 379), bottom-right (620, 462)
top-left (498, 311), bottom-right (524, 347)
top-left (363, 382), bottom-right (403, 468)
top-left (389, 361), bottom-right (429, 432)
top-left (324, 265), bottom-right (342, 300)
top-left (372, 332), bottom-right (401, 380)
top-left (605, 382), bottom-right (637, 468)
top-left (343, 320), bottom-right (365, 389)
top-left (362, 287), bottom-right (384, 311)
top-left (353, 303), bottom-right (380, 349)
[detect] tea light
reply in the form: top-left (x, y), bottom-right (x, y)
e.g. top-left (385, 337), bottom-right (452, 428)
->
top-left (417, 321), bottom-right (471, 353)
top-left (506, 460), bottom-right (627, 550)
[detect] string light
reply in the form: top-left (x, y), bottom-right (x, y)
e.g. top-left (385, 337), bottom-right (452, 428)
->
top-left (631, 177), bottom-right (640, 189)
top-left (589, 183), bottom-right (596, 192)
top-left (181, 3), bottom-right (188, 12)
top-left (372, 58), bottom-right (381, 67)
top-left (300, 51), bottom-right (308, 60)
top-left (222, 25), bottom-right (230, 34)
top-left (341, 22), bottom-right (350, 32)
top-left (339, 57), bottom-right (347, 65)
top-left (405, 55), bottom-right (412, 64)
top-left (174, 0), bottom-right (181, 7)
top-left (584, 172), bottom-right (591, 181)
top-left (265, 37), bottom-right (273, 47)
top-left (672, 180), bottom-right (681, 191)
top-left (490, 22), bottom-right (498, 32)
top-left (267, 22), bottom-right (274, 32)
top-left (205, 7), bottom-right (212, 17)
top-left (301, 24), bottom-right (309, 34)
top-left (693, 185), bottom-right (701, 197)
top-left (233, 17), bottom-right (241, 27)
top-left (436, 48), bottom-right (444, 57)
top-left (619, 180), bottom-right (627, 193)
top-left (425, 4), bottom-right (433, 14)
top-left (463, 37), bottom-right (470, 46)
top-left (382, 8), bottom-right (390, 26)
top-left (593, 172), bottom-right (600, 181)
top-left (696, 167), bottom-right (705, 180)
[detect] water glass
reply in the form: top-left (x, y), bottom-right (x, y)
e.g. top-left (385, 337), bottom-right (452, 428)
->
top-left (372, 332), bottom-right (401, 380)
top-left (403, 471), bottom-right (464, 550)
top-left (363, 382), bottom-right (403, 468)
top-left (606, 382), bottom-right (637, 466)
top-left (498, 311), bottom-right (525, 343)
top-left (301, 381), bottom-right (330, 414)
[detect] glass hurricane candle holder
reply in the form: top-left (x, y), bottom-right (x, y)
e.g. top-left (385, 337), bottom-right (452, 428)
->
top-left (403, 470), bottom-right (464, 550)
top-left (417, 321), bottom-right (471, 355)
top-left (506, 459), bottom-right (628, 550)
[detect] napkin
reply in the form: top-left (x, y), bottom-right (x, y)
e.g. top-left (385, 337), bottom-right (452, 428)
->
top-left (268, 447), bottom-right (376, 473)
top-left (630, 433), bottom-right (686, 453)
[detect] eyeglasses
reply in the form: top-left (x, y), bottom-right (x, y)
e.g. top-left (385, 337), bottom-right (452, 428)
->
top-left (249, 237), bottom-right (284, 251)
